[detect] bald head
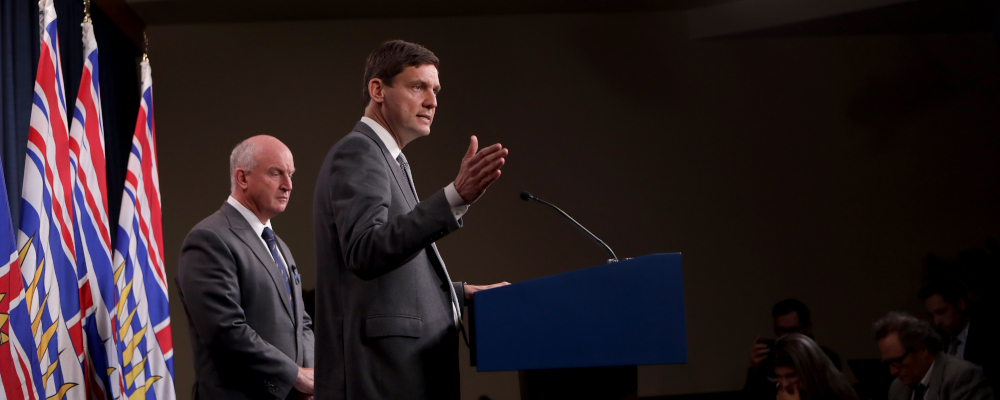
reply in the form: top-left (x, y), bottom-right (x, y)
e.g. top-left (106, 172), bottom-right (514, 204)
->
top-left (230, 135), bottom-right (295, 223)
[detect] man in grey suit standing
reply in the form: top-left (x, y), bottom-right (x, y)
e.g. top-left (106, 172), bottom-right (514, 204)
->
top-left (178, 135), bottom-right (315, 400)
top-left (875, 312), bottom-right (994, 400)
top-left (313, 40), bottom-right (509, 400)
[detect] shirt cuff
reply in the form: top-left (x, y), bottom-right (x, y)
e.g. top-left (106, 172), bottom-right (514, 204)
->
top-left (444, 183), bottom-right (469, 220)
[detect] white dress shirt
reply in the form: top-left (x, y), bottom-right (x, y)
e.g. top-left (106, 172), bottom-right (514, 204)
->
top-left (912, 359), bottom-right (937, 400)
top-left (950, 322), bottom-right (970, 359)
top-left (227, 196), bottom-right (290, 275)
top-left (360, 116), bottom-right (469, 220)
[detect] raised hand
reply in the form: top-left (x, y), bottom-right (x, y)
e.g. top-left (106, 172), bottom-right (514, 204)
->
top-left (454, 135), bottom-right (508, 205)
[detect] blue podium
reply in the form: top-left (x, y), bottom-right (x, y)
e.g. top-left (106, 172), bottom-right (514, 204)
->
top-left (469, 253), bottom-right (688, 398)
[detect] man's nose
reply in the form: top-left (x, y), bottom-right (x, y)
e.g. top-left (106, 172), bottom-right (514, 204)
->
top-left (889, 365), bottom-right (900, 376)
top-left (425, 91), bottom-right (437, 109)
top-left (282, 175), bottom-right (293, 190)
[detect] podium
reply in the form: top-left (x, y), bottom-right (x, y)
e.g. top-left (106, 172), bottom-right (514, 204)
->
top-left (469, 253), bottom-right (688, 399)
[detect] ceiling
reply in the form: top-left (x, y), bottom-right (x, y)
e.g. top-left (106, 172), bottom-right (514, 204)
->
top-left (126, 0), bottom-right (736, 25)
top-left (125, 0), bottom-right (998, 39)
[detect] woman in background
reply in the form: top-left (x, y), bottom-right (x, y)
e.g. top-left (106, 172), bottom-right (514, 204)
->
top-left (773, 334), bottom-right (860, 400)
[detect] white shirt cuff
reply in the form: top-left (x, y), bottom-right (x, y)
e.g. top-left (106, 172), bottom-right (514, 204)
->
top-left (444, 183), bottom-right (469, 220)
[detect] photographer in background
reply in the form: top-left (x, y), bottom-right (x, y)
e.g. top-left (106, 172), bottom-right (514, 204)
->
top-left (745, 299), bottom-right (843, 400)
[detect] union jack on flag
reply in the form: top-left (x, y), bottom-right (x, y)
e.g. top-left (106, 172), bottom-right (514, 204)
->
top-left (69, 18), bottom-right (124, 400)
top-left (0, 154), bottom-right (43, 400)
top-left (17, 0), bottom-right (88, 398)
top-left (111, 58), bottom-right (175, 400)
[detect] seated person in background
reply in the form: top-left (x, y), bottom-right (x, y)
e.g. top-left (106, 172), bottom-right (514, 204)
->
top-left (920, 280), bottom-right (995, 382)
top-left (773, 333), bottom-right (859, 400)
top-left (746, 299), bottom-right (842, 400)
top-left (874, 312), bottom-right (994, 400)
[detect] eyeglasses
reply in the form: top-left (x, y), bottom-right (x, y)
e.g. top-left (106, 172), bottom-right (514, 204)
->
top-left (883, 350), bottom-right (912, 368)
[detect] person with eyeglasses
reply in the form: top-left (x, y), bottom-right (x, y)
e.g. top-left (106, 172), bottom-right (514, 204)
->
top-left (771, 334), bottom-right (858, 400)
top-left (874, 312), bottom-right (994, 400)
top-left (746, 299), bottom-right (843, 400)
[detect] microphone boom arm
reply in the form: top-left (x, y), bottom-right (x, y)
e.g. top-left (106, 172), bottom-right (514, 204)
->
top-left (522, 192), bottom-right (618, 262)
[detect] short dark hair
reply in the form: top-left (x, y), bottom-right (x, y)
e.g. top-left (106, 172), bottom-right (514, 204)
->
top-left (773, 298), bottom-right (811, 327)
top-left (872, 312), bottom-right (943, 353)
top-left (362, 40), bottom-right (439, 106)
top-left (917, 280), bottom-right (967, 307)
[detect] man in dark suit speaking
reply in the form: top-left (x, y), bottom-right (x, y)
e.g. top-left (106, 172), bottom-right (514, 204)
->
top-left (178, 135), bottom-right (315, 399)
top-left (313, 40), bottom-right (509, 400)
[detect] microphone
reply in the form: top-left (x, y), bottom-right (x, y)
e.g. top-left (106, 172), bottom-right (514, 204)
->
top-left (520, 191), bottom-right (618, 262)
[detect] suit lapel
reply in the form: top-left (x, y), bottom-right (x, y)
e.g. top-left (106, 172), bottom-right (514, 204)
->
top-left (275, 236), bottom-right (303, 363)
top-left (222, 204), bottom-right (295, 323)
top-left (354, 122), bottom-right (418, 208)
top-left (925, 355), bottom-right (948, 400)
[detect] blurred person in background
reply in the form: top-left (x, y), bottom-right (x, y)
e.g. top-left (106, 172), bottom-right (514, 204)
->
top-left (919, 279), bottom-right (995, 388)
top-left (772, 333), bottom-right (858, 400)
top-left (746, 299), bottom-right (843, 400)
top-left (874, 312), bottom-right (993, 400)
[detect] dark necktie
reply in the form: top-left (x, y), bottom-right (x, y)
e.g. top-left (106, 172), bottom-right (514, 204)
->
top-left (396, 152), bottom-right (462, 327)
top-left (914, 384), bottom-right (928, 400)
top-left (948, 336), bottom-right (961, 356)
top-left (397, 153), bottom-right (419, 201)
top-left (261, 227), bottom-right (294, 307)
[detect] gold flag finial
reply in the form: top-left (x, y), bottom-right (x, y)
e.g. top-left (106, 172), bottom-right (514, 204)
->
top-left (83, 0), bottom-right (91, 23)
top-left (142, 32), bottom-right (149, 62)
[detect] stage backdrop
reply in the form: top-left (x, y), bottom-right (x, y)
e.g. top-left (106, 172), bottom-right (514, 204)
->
top-left (146, 11), bottom-right (1000, 400)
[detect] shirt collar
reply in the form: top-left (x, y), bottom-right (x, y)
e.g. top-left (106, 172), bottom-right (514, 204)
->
top-left (920, 358), bottom-right (936, 387)
top-left (956, 322), bottom-right (970, 343)
top-left (361, 116), bottom-right (401, 161)
top-left (227, 196), bottom-right (273, 238)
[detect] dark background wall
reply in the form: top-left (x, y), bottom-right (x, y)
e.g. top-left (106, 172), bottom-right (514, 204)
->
top-left (147, 10), bottom-right (1000, 399)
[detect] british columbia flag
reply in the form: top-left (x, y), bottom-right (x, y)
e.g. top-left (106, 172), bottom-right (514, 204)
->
top-left (69, 18), bottom-right (124, 400)
top-left (17, 0), bottom-right (89, 399)
top-left (1, 155), bottom-right (43, 400)
top-left (111, 59), bottom-right (175, 400)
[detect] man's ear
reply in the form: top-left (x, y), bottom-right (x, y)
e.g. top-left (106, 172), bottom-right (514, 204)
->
top-left (369, 78), bottom-right (385, 103)
top-left (235, 169), bottom-right (248, 190)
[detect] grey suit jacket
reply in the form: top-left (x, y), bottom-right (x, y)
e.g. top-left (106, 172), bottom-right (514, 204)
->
top-left (177, 203), bottom-right (315, 400)
top-left (889, 353), bottom-right (994, 400)
top-left (313, 121), bottom-right (466, 400)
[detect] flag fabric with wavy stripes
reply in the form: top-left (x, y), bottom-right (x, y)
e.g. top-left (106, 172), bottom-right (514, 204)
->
top-left (70, 19), bottom-right (124, 400)
top-left (17, 0), bottom-right (89, 398)
top-left (111, 59), bottom-right (175, 400)
top-left (1, 153), bottom-right (43, 400)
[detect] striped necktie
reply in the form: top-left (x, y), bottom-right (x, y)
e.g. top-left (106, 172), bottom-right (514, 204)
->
top-left (397, 153), bottom-right (419, 201)
top-left (261, 227), bottom-right (294, 307)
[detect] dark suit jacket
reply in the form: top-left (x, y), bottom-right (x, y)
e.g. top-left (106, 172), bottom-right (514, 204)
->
top-left (177, 203), bottom-right (315, 400)
top-left (961, 323), bottom-right (997, 388)
top-left (313, 121), bottom-right (466, 400)
top-left (888, 354), bottom-right (994, 400)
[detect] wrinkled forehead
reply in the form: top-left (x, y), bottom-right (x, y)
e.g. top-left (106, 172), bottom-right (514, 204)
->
top-left (398, 64), bottom-right (440, 87)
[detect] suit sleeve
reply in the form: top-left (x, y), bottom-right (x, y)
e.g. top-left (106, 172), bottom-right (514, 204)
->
top-left (325, 135), bottom-right (461, 280)
top-left (302, 306), bottom-right (316, 368)
top-left (177, 227), bottom-right (299, 399)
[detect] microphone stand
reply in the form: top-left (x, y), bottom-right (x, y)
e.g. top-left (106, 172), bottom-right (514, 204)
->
top-left (520, 191), bottom-right (618, 263)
